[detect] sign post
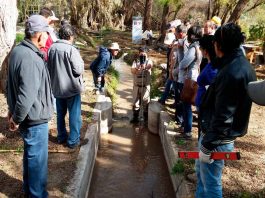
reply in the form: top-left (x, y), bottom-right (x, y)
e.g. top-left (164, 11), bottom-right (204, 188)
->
top-left (132, 16), bottom-right (142, 44)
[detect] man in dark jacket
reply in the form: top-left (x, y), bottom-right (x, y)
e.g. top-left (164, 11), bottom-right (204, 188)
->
top-left (7, 15), bottom-right (53, 198)
top-left (90, 42), bottom-right (120, 94)
top-left (48, 25), bottom-right (84, 149)
top-left (195, 23), bottom-right (256, 198)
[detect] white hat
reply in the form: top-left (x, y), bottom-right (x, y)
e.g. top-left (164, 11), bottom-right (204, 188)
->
top-left (169, 19), bottom-right (182, 28)
top-left (108, 42), bottom-right (120, 50)
top-left (50, 11), bottom-right (59, 21)
top-left (164, 32), bottom-right (176, 45)
top-left (247, 80), bottom-right (265, 106)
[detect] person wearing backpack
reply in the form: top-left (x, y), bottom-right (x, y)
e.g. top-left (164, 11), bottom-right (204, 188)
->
top-left (196, 23), bottom-right (256, 198)
top-left (90, 42), bottom-right (120, 94)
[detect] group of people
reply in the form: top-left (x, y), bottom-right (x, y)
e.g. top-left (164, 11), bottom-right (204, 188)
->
top-left (7, 7), bottom-right (84, 197)
top-left (5, 6), bottom-right (262, 197)
top-left (156, 17), bottom-right (257, 197)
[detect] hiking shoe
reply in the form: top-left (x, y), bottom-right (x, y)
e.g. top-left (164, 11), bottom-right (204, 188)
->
top-left (178, 132), bottom-right (192, 140)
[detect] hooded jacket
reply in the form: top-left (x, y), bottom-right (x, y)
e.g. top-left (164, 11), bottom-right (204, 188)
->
top-left (7, 39), bottom-right (53, 128)
top-left (200, 48), bottom-right (256, 151)
top-left (90, 47), bottom-right (112, 76)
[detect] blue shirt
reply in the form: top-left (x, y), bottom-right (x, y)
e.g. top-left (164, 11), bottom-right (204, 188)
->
top-left (195, 62), bottom-right (218, 107)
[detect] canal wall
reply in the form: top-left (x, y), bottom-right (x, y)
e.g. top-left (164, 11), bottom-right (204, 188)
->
top-left (66, 94), bottom-right (112, 198)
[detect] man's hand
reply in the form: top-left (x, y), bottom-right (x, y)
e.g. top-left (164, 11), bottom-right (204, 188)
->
top-left (97, 76), bottom-right (102, 82)
top-left (9, 117), bottom-right (19, 132)
top-left (199, 149), bottom-right (214, 164)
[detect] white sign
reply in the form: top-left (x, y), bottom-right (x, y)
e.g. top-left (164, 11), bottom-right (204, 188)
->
top-left (132, 16), bottom-right (142, 44)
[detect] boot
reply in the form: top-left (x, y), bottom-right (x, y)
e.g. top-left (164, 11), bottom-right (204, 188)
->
top-left (130, 110), bottom-right (139, 123)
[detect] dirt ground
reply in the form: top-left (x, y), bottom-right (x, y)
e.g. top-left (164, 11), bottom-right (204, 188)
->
top-left (0, 45), bottom-right (97, 197)
top-left (0, 30), bottom-right (265, 197)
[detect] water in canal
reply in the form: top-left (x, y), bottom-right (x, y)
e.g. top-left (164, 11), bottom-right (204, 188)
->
top-left (88, 120), bottom-right (175, 198)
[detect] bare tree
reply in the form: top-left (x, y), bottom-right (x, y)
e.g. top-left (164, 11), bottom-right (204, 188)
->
top-left (143, 0), bottom-right (153, 31)
top-left (228, 0), bottom-right (250, 22)
top-left (0, 0), bottom-right (18, 92)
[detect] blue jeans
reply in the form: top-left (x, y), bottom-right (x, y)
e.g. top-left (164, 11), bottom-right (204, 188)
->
top-left (195, 136), bottom-right (234, 198)
top-left (56, 94), bottom-right (82, 147)
top-left (179, 83), bottom-right (192, 133)
top-left (20, 123), bottom-right (49, 198)
top-left (160, 78), bottom-right (174, 103)
top-left (92, 72), bottom-right (105, 91)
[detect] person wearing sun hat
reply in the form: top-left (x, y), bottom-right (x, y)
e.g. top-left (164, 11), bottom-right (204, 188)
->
top-left (7, 14), bottom-right (53, 197)
top-left (90, 42), bottom-right (120, 94)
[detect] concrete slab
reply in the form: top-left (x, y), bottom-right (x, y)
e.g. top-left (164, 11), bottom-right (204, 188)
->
top-left (159, 111), bottom-right (192, 198)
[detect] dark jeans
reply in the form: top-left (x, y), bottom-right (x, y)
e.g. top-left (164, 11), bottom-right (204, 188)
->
top-left (160, 78), bottom-right (174, 103)
top-left (92, 72), bottom-right (105, 91)
top-left (56, 94), bottom-right (82, 147)
top-left (178, 82), bottom-right (192, 133)
top-left (20, 123), bottom-right (49, 198)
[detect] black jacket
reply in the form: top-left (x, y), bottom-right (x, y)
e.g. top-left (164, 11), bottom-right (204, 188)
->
top-left (7, 39), bottom-right (53, 128)
top-left (200, 48), bottom-right (256, 151)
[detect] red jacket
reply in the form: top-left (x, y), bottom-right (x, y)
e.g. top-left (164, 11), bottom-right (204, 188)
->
top-left (40, 34), bottom-right (53, 61)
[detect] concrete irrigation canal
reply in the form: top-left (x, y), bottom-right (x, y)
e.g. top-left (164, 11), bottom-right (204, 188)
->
top-left (66, 58), bottom-right (191, 198)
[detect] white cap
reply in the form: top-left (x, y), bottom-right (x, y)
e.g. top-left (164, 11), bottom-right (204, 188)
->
top-left (50, 11), bottom-right (59, 21)
top-left (108, 42), bottom-right (120, 50)
top-left (164, 32), bottom-right (176, 45)
top-left (169, 19), bottom-right (182, 28)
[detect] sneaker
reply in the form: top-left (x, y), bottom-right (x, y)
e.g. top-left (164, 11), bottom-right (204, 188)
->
top-left (67, 142), bottom-right (80, 149)
top-left (178, 132), bottom-right (192, 140)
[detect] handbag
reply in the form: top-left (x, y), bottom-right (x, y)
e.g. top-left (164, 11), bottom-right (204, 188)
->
top-left (180, 78), bottom-right (198, 105)
top-left (180, 45), bottom-right (201, 105)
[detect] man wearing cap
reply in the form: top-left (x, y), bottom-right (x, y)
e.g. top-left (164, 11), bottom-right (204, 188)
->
top-left (90, 42), bottom-right (120, 94)
top-left (48, 25), bottom-right (84, 149)
top-left (7, 15), bottom-right (53, 197)
top-left (130, 47), bottom-right (153, 123)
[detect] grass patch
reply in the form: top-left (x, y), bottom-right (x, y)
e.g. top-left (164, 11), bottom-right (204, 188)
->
top-left (106, 65), bottom-right (120, 104)
top-left (150, 66), bottom-right (163, 98)
top-left (171, 160), bottom-right (185, 174)
top-left (176, 139), bottom-right (186, 146)
top-left (16, 33), bottom-right (24, 44)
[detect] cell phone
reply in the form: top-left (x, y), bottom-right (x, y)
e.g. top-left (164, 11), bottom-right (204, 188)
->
top-left (139, 55), bottom-right (146, 65)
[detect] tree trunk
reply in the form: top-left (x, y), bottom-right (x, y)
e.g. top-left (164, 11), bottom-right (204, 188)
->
top-left (143, 0), bottom-right (153, 31)
top-left (228, 0), bottom-right (249, 23)
top-left (0, 0), bottom-right (18, 93)
top-left (159, 3), bottom-right (170, 42)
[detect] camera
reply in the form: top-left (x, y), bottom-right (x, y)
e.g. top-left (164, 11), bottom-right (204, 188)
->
top-left (139, 55), bottom-right (146, 65)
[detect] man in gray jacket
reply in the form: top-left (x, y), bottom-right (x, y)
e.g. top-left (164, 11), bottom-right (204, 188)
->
top-left (7, 15), bottom-right (53, 198)
top-left (48, 24), bottom-right (84, 149)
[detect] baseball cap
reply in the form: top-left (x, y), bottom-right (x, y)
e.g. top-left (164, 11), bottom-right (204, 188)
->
top-left (50, 11), bottom-right (59, 21)
top-left (247, 80), bottom-right (265, 106)
top-left (26, 15), bottom-right (50, 33)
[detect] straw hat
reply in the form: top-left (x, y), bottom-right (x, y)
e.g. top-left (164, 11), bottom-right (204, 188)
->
top-left (247, 80), bottom-right (265, 106)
